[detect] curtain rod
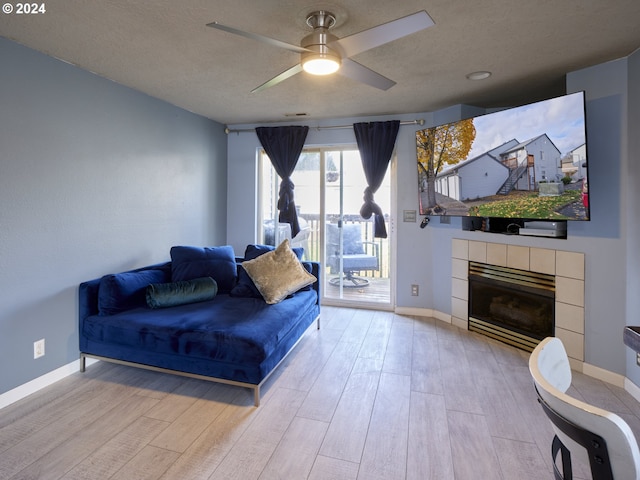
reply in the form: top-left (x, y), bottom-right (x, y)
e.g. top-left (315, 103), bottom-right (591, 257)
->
top-left (224, 119), bottom-right (424, 135)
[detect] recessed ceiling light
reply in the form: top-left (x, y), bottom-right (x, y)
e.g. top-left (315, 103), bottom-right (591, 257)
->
top-left (466, 71), bottom-right (492, 81)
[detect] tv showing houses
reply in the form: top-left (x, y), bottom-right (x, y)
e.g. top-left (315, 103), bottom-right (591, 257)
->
top-left (416, 91), bottom-right (589, 221)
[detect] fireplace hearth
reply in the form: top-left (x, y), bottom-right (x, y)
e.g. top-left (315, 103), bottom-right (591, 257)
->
top-left (468, 262), bottom-right (555, 351)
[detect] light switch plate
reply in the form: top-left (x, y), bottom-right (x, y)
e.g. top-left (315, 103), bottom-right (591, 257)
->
top-left (403, 210), bottom-right (417, 222)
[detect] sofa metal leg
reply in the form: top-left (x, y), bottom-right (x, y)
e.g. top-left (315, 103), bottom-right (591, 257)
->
top-left (79, 353), bottom-right (86, 373)
top-left (253, 386), bottom-right (260, 407)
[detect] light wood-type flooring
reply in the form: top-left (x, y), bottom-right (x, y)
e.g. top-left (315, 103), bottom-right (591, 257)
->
top-left (2, 306), bottom-right (640, 480)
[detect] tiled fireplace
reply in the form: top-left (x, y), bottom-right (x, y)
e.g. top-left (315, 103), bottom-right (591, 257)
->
top-left (451, 239), bottom-right (585, 365)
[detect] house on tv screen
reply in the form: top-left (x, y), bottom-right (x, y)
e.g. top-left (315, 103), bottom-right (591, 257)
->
top-left (435, 133), bottom-right (565, 201)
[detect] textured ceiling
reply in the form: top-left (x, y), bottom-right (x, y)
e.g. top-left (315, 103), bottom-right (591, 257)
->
top-left (1, 0), bottom-right (639, 125)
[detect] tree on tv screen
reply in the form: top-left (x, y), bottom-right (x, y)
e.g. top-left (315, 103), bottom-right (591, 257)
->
top-left (416, 119), bottom-right (475, 211)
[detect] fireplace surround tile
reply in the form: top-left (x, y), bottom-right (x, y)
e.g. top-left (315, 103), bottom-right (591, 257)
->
top-left (452, 297), bottom-right (468, 323)
top-left (469, 241), bottom-right (487, 263)
top-left (507, 245), bottom-right (530, 270)
top-left (452, 258), bottom-right (468, 280)
top-left (556, 276), bottom-right (585, 307)
top-left (452, 238), bottom-right (469, 260)
top-left (556, 327), bottom-right (584, 362)
top-left (486, 243), bottom-right (507, 266)
top-left (452, 278), bottom-right (468, 301)
top-left (530, 248), bottom-right (556, 275)
top-left (556, 250), bottom-right (585, 280)
top-left (555, 301), bottom-right (585, 334)
top-left (452, 239), bottom-right (585, 365)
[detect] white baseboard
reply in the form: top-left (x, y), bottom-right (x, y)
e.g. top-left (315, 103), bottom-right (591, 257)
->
top-left (394, 307), bottom-right (452, 325)
top-left (583, 364), bottom-right (640, 402)
top-left (582, 362), bottom-right (626, 388)
top-left (394, 306), bottom-right (434, 317)
top-left (625, 378), bottom-right (640, 403)
top-left (0, 358), bottom-right (98, 410)
top-left (433, 310), bottom-right (453, 324)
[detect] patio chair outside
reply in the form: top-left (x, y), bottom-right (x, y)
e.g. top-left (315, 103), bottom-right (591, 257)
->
top-left (326, 222), bottom-right (379, 287)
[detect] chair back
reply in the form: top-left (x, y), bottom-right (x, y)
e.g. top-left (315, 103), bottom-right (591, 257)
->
top-left (529, 337), bottom-right (640, 479)
top-left (326, 223), bottom-right (365, 255)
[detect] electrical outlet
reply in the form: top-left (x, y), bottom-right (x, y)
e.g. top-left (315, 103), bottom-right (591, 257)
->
top-left (34, 339), bottom-right (45, 359)
top-left (411, 284), bottom-right (419, 296)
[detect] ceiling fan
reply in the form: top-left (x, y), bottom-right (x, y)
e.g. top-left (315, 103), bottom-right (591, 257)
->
top-left (207, 10), bottom-right (434, 93)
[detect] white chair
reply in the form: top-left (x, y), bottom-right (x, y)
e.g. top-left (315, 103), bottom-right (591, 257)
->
top-left (529, 337), bottom-right (640, 479)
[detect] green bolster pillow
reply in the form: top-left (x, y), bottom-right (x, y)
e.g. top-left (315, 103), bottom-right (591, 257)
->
top-left (146, 277), bottom-right (218, 309)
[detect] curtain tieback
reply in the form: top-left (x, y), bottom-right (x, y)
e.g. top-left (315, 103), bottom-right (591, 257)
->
top-left (277, 178), bottom-right (295, 210)
top-left (360, 187), bottom-right (383, 219)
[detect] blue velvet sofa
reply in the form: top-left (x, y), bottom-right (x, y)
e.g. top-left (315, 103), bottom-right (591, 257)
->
top-left (79, 243), bottom-right (320, 406)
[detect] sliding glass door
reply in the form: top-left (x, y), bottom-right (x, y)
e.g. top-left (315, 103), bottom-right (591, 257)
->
top-left (259, 147), bottom-right (392, 308)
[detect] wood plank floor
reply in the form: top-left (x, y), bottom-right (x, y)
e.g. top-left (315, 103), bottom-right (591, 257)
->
top-left (2, 306), bottom-right (640, 480)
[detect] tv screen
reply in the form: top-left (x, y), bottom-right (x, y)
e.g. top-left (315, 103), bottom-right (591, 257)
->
top-left (416, 91), bottom-right (589, 221)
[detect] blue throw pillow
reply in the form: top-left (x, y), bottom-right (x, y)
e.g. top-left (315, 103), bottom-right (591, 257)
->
top-left (98, 269), bottom-right (169, 316)
top-left (170, 245), bottom-right (237, 293)
top-left (244, 243), bottom-right (304, 261)
top-left (230, 243), bottom-right (304, 298)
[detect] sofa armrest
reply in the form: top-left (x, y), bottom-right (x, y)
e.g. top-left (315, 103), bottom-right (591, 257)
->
top-left (79, 261), bottom-right (172, 322)
top-left (79, 278), bottom-right (102, 322)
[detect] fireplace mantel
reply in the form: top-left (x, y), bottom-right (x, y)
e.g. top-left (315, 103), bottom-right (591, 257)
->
top-left (451, 239), bottom-right (585, 368)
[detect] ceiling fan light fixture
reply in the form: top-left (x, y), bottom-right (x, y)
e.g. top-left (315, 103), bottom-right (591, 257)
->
top-left (302, 53), bottom-right (341, 75)
top-left (301, 24), bottom-right (341, 76)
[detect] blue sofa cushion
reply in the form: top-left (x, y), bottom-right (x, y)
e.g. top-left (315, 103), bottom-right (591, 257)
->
top-left (82, 290), bottom-right (319, 368)
top-left (245, 243), bottom-right (304, 260)
top-left (98, 269), bottom-right (169, 316)
top-left (146, 277), bottom-right (218, 309)
top-left (170, 245), bottom-right (237, 293)
top-left (230, 243), bottom-right (304, 298)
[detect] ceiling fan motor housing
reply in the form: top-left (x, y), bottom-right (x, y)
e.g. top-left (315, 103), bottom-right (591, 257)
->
top-left (301, 11), bottom-right (341, 75)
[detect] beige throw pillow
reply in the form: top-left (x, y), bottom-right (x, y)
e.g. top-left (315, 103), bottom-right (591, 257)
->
top-left (241, 239), bottom-right (317, 304)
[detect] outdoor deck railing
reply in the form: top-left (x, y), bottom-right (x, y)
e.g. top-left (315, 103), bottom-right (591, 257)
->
top-left (297, 214), bottom-right (390, 279)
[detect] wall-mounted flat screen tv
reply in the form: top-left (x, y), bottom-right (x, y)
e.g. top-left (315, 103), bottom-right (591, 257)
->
top-left (416, 91), bottom-right (589, 221)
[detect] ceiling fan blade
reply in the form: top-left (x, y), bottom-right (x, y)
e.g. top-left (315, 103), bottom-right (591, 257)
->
top-left (338, 59), bottom-right (396, 90)
top-left (332, 10), bottom-right (434, 58)
top-left (207, 22), bottom-right (310, 54)
top-left (251, 64), bottom-right (304, 93)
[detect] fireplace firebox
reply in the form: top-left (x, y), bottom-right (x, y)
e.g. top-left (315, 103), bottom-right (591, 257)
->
top-left (468, 261), bottom-right (555, 351)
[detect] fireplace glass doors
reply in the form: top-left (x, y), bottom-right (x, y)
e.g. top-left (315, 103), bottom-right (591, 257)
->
top-left (468, 262), bottom-right (554, 351)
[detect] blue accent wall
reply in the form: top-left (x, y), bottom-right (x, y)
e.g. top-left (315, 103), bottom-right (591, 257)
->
top-left (625, 48), bottom-right (640, 386)
top-left (0, 38), bottom-right (227, 395)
